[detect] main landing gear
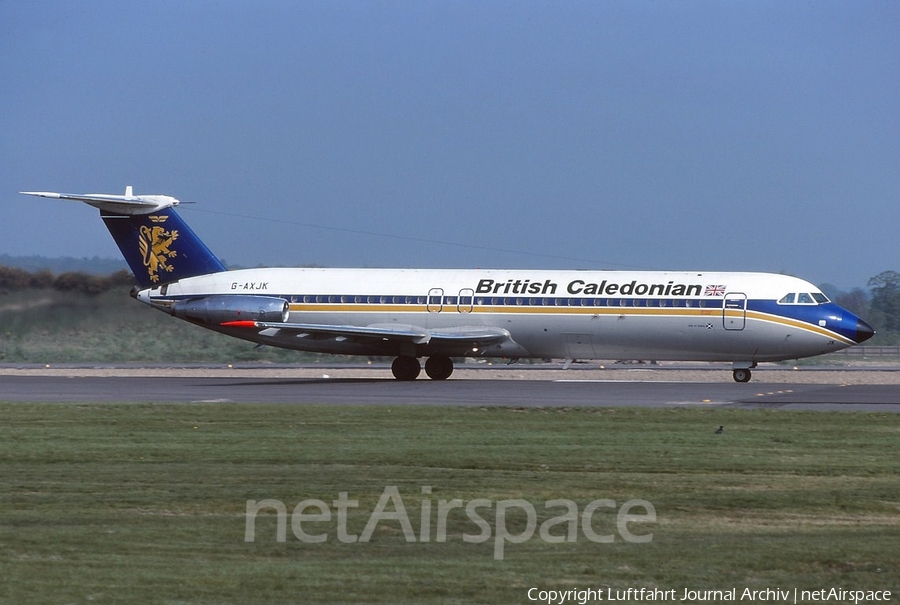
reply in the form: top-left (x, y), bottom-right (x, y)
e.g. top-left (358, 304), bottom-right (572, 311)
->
top-left (391, 355), bottom-right (454, 381)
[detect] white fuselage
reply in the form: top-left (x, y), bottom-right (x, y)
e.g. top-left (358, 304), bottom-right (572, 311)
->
top-left (138, 267), bottom-right (866, 364)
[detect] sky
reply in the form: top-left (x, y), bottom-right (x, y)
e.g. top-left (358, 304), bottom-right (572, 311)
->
top-left (2, 1), bottom-right (898, 288)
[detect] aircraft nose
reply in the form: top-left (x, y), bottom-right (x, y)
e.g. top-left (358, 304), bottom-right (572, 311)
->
top-left (855, 318), bottom-right (875, 343)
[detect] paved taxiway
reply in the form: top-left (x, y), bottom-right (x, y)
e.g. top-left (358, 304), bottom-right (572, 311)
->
top-left (2, 366), bottom-right (899, 411)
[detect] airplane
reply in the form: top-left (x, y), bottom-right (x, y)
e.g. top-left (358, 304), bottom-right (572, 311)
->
top-left (21, 188), bottom-right (875, 382)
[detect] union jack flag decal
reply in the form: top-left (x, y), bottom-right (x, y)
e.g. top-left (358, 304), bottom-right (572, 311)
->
top-left (704, 285), bottom-right (726, 297)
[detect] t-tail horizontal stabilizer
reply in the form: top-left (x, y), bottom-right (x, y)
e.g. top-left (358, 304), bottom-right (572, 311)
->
top-left (21, 187), bottom-right (180, 215)
top-left (21, 187), bottom-right (226, 288)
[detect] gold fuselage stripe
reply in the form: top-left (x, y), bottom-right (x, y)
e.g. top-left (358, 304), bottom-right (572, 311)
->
top-left (285, 303), bottom-right (855, 346)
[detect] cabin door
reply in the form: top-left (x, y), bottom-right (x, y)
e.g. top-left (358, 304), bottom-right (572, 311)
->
top-left (723, 293), bottom-right (747, 331)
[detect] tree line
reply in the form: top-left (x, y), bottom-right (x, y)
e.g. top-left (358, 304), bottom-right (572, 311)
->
top-left (856, 271), bottom-right (900, 343)
top-left (0, 266), bottom-right (134, 295)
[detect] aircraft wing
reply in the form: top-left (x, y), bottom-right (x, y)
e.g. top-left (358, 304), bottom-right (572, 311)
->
top-left (221, 320), bottom-right (513, 348)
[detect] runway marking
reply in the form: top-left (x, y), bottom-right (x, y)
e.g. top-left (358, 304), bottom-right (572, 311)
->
top-left (554, 379), bottom-right (703, 384)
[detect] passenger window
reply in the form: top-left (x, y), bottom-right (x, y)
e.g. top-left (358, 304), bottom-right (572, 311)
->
top-left (778, 293), bottom-right (796, 304)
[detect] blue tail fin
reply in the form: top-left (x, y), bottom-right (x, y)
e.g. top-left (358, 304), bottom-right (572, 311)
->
top-left (101, 209), bottom-right (226, 288)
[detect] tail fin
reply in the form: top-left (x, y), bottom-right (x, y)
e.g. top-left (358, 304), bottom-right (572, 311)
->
top-left (101, 209), bottom-right (226, 288)
top-left (21, 188), bottom-right (227, 288)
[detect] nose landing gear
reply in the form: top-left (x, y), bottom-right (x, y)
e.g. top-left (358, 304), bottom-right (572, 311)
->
top-left (731, 362), bottom-right (756, 383)
top-left (732, 368), bottom-right (752, 383)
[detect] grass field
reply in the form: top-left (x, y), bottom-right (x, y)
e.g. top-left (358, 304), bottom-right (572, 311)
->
top-left (1, 403), bottom-right (898, 604)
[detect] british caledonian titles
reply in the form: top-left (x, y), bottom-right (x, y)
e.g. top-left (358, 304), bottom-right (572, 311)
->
top-left (475, 278), bottom-right (703, 297)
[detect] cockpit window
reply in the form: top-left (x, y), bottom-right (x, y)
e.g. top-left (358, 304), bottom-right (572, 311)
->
top-left (779, 292), bottom-right (830, 305)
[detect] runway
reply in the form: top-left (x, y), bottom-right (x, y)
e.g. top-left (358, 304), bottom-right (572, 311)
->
top-left (2, 369), bottom-right (900, 411)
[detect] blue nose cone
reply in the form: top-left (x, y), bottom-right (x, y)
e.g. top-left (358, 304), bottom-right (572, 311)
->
top-left (855, 318), bottom-right (875, 343)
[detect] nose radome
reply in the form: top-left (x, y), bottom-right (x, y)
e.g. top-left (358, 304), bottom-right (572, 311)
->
top-left (856, 319), bottom-right (876, 343)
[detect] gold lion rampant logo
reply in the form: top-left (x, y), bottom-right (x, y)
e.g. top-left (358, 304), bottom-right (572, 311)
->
top-left (139, 215), bottom-right (179, 283)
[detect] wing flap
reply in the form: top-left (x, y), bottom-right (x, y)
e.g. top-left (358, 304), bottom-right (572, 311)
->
top-left (221, 321), bottom-right (512, 347)
top-left (222, 321), bottom-right (430, 344)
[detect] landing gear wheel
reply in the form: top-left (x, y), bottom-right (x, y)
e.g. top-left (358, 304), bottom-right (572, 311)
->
top-left (391, 356), bottom-right (421, 381)
top-left (732, 369), bottom-right (752, 383)
top-left (424, 356), bottom-right (454, 380)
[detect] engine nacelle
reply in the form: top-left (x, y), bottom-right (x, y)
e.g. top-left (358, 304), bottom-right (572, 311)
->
top-left (172, 295), bottom-right (290, 325)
